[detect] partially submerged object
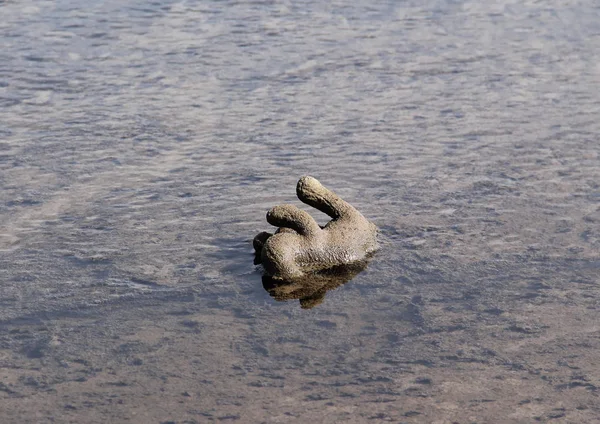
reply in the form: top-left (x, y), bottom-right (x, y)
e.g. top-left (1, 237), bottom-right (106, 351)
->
top-left (253, 176), bottom-right (378, 280)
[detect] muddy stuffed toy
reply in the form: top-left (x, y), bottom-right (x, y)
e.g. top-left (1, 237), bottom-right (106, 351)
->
top-left (254, 176), bottom-right (378, 280)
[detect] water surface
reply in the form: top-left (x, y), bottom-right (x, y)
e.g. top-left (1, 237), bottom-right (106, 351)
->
top-left (1, 0), bottom-right (600, 422)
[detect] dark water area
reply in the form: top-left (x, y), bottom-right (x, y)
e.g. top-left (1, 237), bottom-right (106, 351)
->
top-left (1, 0), bottom-right (600, 422)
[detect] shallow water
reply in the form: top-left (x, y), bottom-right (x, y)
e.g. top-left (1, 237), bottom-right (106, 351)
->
top-left (1, 0), bottom-right (600, 422)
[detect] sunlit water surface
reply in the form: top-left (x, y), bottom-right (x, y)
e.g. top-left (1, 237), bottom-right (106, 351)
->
top-left (1, 0), bottom-right (599, 422)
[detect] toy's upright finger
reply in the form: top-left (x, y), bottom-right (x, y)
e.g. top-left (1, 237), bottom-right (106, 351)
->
top-left (296, 176), bottom-right (358, 219)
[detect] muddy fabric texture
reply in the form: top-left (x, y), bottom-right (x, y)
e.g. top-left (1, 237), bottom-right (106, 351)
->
top-left (254, 176), bottom-right (378, 278)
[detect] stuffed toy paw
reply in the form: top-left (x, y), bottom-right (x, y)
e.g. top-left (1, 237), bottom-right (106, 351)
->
top-left (254, 176), bottom-right (378, 280)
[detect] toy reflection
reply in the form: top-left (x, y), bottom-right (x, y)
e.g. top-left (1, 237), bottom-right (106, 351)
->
top-left (260, 259), bottom-right (370, 309)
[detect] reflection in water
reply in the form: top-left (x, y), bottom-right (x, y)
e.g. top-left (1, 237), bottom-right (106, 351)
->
top-left (261, 260), bottom-right (370, 309)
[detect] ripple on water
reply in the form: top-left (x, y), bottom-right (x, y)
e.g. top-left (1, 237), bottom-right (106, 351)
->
top-left (1, 0), bottom-right (600, 421)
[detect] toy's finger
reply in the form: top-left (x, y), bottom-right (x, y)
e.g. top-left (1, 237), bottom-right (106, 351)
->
top-left (266, 204), bottom-right (321, 236)
top-left (296, 176), bottom-right (358, 219)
